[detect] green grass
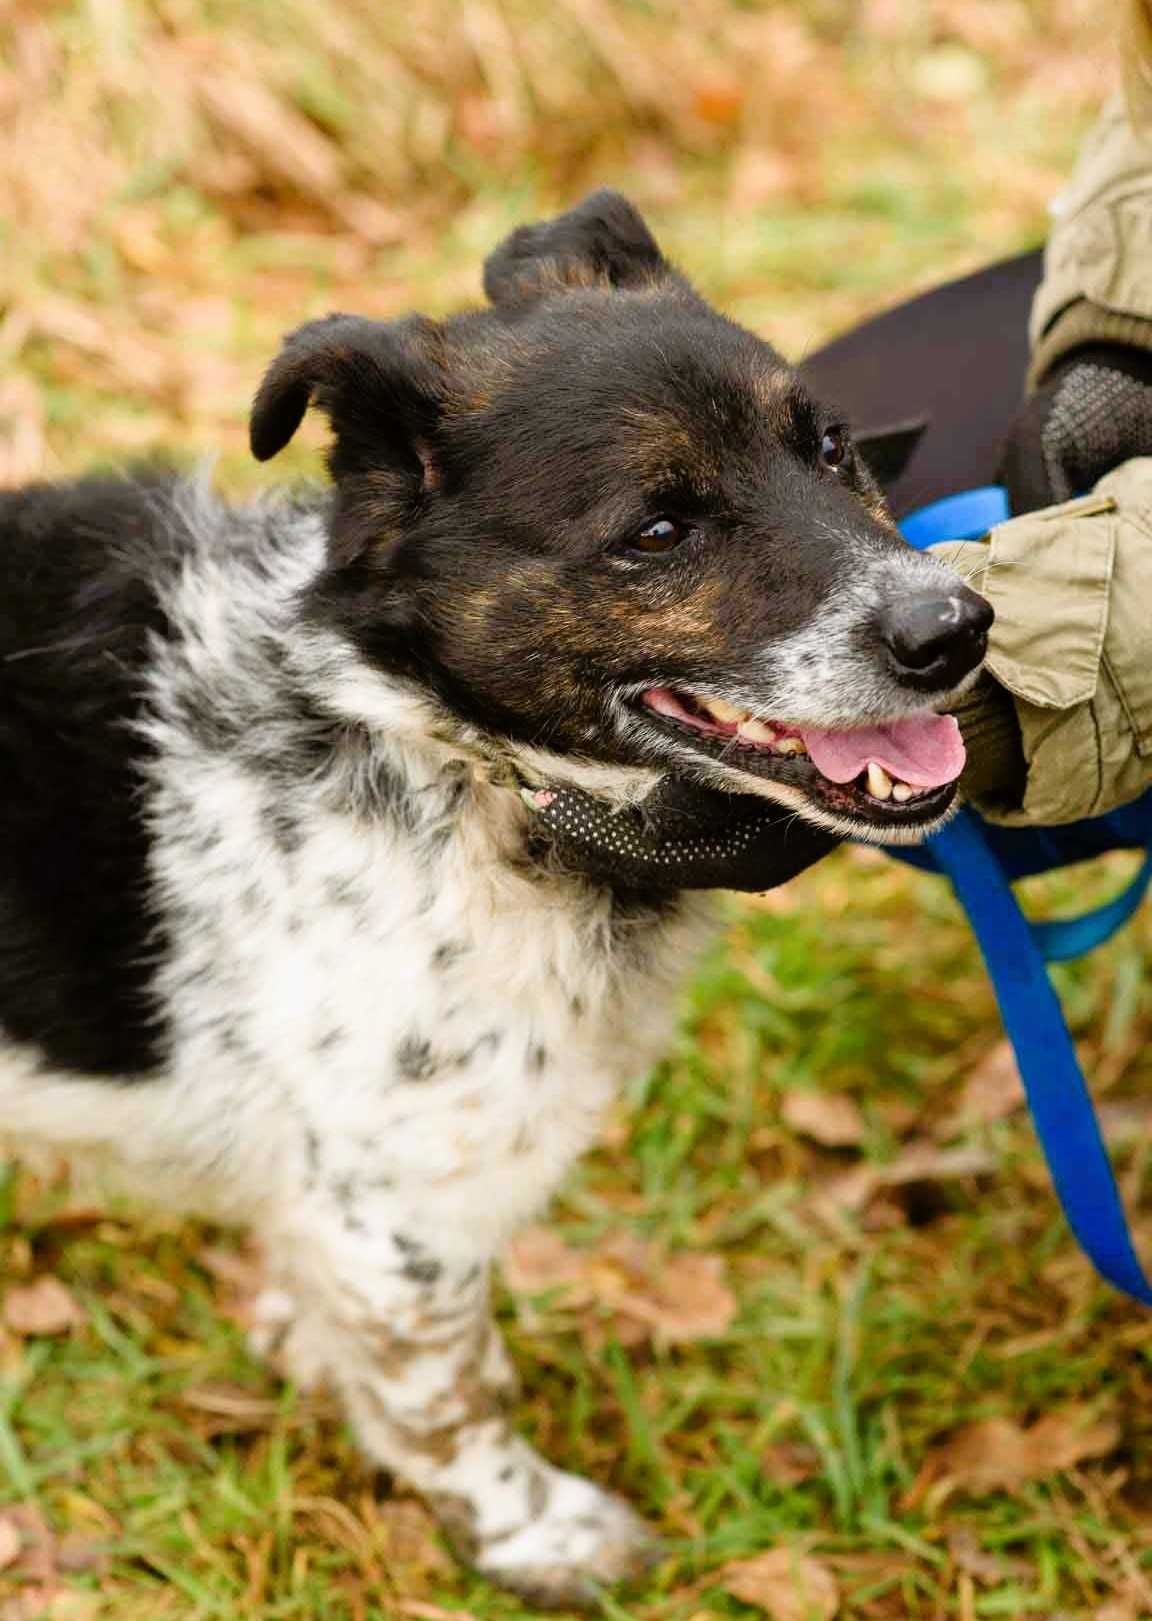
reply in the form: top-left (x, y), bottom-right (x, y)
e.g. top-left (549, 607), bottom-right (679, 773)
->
top-left (3, 2), bottom-right (1151, 1617)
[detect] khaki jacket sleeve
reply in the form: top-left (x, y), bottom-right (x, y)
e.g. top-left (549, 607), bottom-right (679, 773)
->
top-left (930, 458), bottom-right (1152, 827)
top-left (1030, 93), bottom-right (1152, 386)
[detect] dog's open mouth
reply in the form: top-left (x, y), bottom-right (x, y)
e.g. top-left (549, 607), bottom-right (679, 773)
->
top-left (640, 687), bottom-right (965, 830)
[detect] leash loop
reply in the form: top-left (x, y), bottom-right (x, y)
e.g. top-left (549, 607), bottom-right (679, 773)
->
top-left (889, 485), bottom-right (1152, 1306)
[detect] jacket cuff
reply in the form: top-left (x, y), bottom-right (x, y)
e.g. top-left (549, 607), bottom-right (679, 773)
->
top-left (1029, 299), bottom-right (1152, 391)
top-left (950, 677), bottom-right (1027, 811)
top-left (931, 467), bottom-right (1152, 828)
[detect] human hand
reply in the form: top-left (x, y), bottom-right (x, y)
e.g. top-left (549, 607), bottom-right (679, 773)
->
top-left (999, 342), bottom-right (1152, 513)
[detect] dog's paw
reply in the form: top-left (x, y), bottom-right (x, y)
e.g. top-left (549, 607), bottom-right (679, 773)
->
top-left (471, 1470), bottom-right (661, 1609)
top-left (247, 1286), bottom-right (296, 1361)
top-left (479, 1327), bottom-right (521, 1402)
top-left (248, 1287), bottom-right (332, 1389)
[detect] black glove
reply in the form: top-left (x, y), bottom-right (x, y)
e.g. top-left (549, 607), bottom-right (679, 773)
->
top-left (999, 342), bottom-right (1152, 514)
top-left (522, 776), bottom-right (840, 893)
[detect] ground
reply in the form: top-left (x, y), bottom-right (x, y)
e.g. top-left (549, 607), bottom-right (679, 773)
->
top-left (2, 2), bottom-right (1151, 1617)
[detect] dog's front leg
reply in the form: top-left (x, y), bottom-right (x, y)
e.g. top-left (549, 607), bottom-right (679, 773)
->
top-left (256, 1206), bottom-right (658, 1608)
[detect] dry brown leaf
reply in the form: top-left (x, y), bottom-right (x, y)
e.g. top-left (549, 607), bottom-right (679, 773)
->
top-left (178, 1381), bottom-right (284, 1436)
top-left (198, 1241), bottom-right (265, 1328)
top-left (501, 1228), bottom-right (587, 1295)
top-left (814, 1140), bottom-right (995, 1217)
top-left (0, 376), bottom-right (46, 488)
top-left (1097, 1099), bottom-right (1152, 1147)
top-left (0, 1515), bottom-right (21, 1572)
top-left (52, 1537), bottom-right (106, 1577)
top-left (920, 1405), bottom-right (1120, 1497)
top-left (720, 1547), bottom-right (840, 1619)
top-left (0, 1590), bottom-right (59, 1621)
top-left (196, 70), bottom-right (343, 199)
top-left (821, 1550), bottom-right (914, 1583)
top-left (728, 146), bottom-right (795, 208)
top-left (369, 1500), bottom-right (452, 1581)
top-left (781, 1091), bottom-right (866, 1148)
top-left (881, 1142), bottom-right (998, 1186)
top-left (40, 1594), bottom-right (102, 1620)
top-left (27, 298), bottom-right (170, 395)
top-left (198, 1242), bottom-right (265, 1291)
top-left (180, 1381), bottom-right (281, 1418)
top-left (503, 1229), bottom-right (736, 1344)
top-left (3, 1277), bottom-right (84, 1337)
top-left (760, 1440), bottom-right (822, 1488)
top-left (945, 1528), bottom-right (1032, 1584)
top-left (874, 1096), bottom-right (921, 1135)
top-left (811, 1164), bottom-right (878, 1216)
top-left (628, 1252), bottom-right (735, 1342)
top-left (0, 1506), bottom-right (53, 1583)
top-left (937, 1040), bottom-right (1025, 1137)
top-left (0, 1506), bottom-right (102, 1609)
top-left (693, 80), bottom-right (745, 126)
top-left (393, 1602), bottom-right (476, 1621)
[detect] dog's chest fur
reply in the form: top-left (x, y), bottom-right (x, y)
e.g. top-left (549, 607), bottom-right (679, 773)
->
top-left (0, 479), bottom-right (712, 1245)
top-left (149, 749), bottom-right (704, 1236)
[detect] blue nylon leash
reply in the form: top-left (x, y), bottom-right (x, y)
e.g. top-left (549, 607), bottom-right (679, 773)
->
top-left (898, 485), bottom-right (1012, 549)
top-left (928, 814), bottom-right (1152, 1305)
top-left (891, 484), bottom-right (1152, 1306)
top-left (1032, 860), bottom-right (1152, 963)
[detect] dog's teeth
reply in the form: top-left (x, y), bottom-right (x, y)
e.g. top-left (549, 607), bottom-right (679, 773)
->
top-left (892, 781), bottom-right (915, 804)
top-left (703, 697), bottom-right (745, 725)
top-left (866, 762), bottom-right (894, 800)
top-left (774, 737), bottom-right (806, 756)
top-left (737, 717), bottom-right (778, 745)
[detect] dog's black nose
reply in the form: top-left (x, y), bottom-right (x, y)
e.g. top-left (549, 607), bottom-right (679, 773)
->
top-left (879, 588), bottom-right (993, 688)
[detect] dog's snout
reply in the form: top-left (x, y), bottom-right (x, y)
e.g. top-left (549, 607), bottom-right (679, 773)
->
top-left (879, 588), bottom-right (993, 688)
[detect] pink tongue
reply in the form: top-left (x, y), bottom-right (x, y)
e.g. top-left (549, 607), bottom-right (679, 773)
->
top-left (800, 713), bottom-right (965, 788)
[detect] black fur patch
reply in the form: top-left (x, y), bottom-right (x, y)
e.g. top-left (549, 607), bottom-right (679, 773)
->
top-left (0, 476), bottom-right (178, 1076)
top-left (395, 1034), bottom-right (439, 1083)
top-left (393, 1231), bottom-right (443, 1285)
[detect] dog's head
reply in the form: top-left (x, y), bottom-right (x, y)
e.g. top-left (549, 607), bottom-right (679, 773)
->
top-left (252, 191), bottom-right (990, 841)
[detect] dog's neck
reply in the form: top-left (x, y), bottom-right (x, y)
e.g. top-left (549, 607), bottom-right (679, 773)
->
top-left (279, 619), bottom-right (669, 890)
top-left (152, 488), bottom-right (670, 902)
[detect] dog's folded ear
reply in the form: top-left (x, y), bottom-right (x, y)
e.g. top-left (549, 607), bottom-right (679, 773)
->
top-left (251, 314), bottom-right (449, 565)
top-left (483, 190), bottom-right (675, 309)
top-left (250, 313), bottom-right (445, 474)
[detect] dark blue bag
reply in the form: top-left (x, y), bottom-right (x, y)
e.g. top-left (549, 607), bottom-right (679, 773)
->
top-left (889, 487), bottom-right (1152, 1305)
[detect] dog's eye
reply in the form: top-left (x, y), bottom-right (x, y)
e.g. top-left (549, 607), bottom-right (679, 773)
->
top-left (820, 427), bottom-right (848, 471)
top-left (629, 517), bottom-right (690, 554)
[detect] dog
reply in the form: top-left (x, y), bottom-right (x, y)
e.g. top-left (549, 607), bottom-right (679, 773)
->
top-left (0, 192), bottom-right (990, 1606)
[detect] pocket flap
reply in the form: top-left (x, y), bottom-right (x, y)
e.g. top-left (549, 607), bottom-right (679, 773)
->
top-left (982, 493), bottom-right (1117, 710)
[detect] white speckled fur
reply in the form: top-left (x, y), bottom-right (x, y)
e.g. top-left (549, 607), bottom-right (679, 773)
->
top-left (0, 481), bottom-right (711, 1605)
